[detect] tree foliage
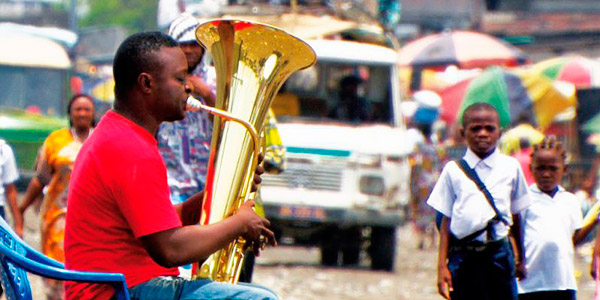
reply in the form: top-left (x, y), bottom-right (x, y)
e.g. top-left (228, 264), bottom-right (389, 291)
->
top-left (80, 0), bottom-right (158, 33)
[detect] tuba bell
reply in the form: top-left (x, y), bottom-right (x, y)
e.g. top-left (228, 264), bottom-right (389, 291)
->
top-left (188, 19), bottom-right (316, 283)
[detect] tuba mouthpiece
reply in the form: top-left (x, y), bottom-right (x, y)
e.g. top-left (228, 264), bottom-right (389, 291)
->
top-left (186, 96), bottom-right (203, 111)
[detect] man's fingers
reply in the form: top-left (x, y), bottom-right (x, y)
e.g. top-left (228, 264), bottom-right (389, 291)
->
top-left (437, 283), bottom-right (450, 299)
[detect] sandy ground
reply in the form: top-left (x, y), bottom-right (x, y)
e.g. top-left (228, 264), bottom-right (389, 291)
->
top-left (8, 204), bottom-right (598, 300)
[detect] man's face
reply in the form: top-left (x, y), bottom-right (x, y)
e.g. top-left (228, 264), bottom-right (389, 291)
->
top-left (461, 108), bottom-right (501, 158)
top-left (152, 47), bottom-right (189, 122)
top-left (179, 42), bottom-right (204, 71)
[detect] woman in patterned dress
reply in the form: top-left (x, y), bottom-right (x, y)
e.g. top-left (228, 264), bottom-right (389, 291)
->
top-left (17, 94), bottom-right (95, 300)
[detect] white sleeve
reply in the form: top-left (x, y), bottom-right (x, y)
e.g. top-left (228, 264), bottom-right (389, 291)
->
top-left (426, 162), bottom-right (455, 217)
top-left (569, 193), bottom-right (583, 232)
top-left (510, 161), bottom-right (531, 214)
top-left (1, 144), bottom-right (18, 185)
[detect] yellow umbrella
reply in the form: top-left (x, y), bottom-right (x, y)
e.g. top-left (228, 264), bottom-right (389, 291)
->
top-left (500, 123), bottom-right (545, 154)
top-left (513, 68), bottom-right (577, 129)
top-left (399, 67), bottom-right (451, 97)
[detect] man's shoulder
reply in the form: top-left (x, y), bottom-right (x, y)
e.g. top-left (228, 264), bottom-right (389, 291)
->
top-left (90, 119), bottom-right (157, 160)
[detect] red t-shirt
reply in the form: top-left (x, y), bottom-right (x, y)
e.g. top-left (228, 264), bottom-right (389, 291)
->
top-left (64, 110), bottom-right (181, 300)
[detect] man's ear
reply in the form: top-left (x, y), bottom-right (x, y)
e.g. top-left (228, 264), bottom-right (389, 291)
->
top-left (138, 73), bottom-right (153, 93)
top-left (459, 126), bottom-right (465, 138)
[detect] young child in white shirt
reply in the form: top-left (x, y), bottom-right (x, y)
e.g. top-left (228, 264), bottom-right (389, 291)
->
top-left (518, 136), bottom-right (593, 300)
top-left (428, 102), bottom-right (531, 300)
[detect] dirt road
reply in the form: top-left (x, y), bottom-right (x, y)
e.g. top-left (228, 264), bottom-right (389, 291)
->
top-left (252, 225), bottom-right (597, 300)
top-left (16, 209), bottom-right (597, 300)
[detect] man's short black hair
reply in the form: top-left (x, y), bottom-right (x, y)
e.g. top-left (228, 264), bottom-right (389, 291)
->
top-left (113, 31), bottom-right (178, 99)
top-left (462, 102), bottom-right (499, 127)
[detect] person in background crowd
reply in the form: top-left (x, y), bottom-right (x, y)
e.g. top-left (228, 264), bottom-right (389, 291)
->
top-left (329, 75), bottom-right (371, 122)
top-left (17, 94), bottom-right (96, 300)
top-left (428, 102), bottom-right (531, 300)
top-left (513, 138), bottom-right (536, 186)
top-left (158, 13), bottom-right (286, 282)
top-left (157, 12), bottom-right (215, 206)
top-left (0, 140), bottom-right (20, 230)
top-left (0, 137), bottom-right (20, 298)
top-left (408, 90), bottom-right (444, 250)
top-left (519, 136), bottom-right (596, 300)
top-left (63, 31), bottom-right (277, 300)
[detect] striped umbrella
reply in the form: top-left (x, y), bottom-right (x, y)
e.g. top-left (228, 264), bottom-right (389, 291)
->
top-left (440, 67), bottom-right (576, 130)
top-left (398, 30), bottom-right (529, 70)
top-left (531, 55), bottom-right (600, 89)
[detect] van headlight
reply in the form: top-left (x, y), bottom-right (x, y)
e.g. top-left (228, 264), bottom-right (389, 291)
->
top-left (355, 154), bottom-right (382, 168)
top-left (359, 175), bottom-right (385, 196)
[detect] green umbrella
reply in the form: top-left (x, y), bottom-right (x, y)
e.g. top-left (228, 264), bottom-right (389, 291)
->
top-left (456, 67), bottom-right (517, 128)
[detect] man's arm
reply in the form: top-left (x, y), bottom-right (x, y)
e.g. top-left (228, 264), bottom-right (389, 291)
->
top-left (173, 154), bottom-right (265, 225)
top-left (574, 201), bottom-right (600, 245)
top-left (574, 220), bottom-right (597, 246)
top-left (437, 216), bottom-right (452, 299)
top-left (511, 213), bottom-right (526, 280)
top-left (173, 192), bottom-right (203, 226)
top-left (140, 200), bottom-right (276, 268)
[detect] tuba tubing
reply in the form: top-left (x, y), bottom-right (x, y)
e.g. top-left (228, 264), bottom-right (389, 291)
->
top-left (190, 19), bottom-right (316, 284)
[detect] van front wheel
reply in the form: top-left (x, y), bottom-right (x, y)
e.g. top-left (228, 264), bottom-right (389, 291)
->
top-left (369, 226), bottom-right (396, 271)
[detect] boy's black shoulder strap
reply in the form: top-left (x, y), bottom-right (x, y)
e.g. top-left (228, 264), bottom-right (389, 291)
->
top-left (456, 159), bottom-right (508, 226)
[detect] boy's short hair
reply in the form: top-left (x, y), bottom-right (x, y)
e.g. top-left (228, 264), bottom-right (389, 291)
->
top-left (462, 102), bottom-right (499, 127)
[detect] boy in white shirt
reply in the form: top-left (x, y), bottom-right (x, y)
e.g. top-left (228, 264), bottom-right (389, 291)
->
top-left (428, 102), bottom-right (531, 300)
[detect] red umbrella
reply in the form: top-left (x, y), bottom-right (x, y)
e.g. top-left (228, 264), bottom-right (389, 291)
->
top-left (530, 55), bottom-right (600, 89)
top-left (398, 30), bottom-right (529, 70)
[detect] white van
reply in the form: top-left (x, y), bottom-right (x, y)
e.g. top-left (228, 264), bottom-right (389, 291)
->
top-left (261, 39), bottom-right (412, 271)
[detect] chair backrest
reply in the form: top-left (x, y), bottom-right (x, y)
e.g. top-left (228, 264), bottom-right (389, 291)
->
top-left (0, 218), bottom-right (130, 300)
top-left (0, 218), bottom-right (35, 300)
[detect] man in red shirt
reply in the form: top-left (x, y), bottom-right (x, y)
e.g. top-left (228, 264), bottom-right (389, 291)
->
top-left (64, 31), bottom-right (277, 300)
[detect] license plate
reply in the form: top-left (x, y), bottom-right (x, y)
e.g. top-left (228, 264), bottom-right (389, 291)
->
top-left (279, 206), bottom-right (326, 221)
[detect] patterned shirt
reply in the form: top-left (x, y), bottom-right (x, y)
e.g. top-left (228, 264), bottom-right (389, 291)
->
top-left (157, 64), bottom-right (215, 203)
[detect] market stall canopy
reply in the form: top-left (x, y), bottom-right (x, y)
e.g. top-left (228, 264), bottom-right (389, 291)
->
top-left (0, 22), bottom-right (77, 49)
top-left (0, 33), bottom-right (70, 69)
top-left (398, 30), bottom-right (529, 70)
top-left (200, 13), bottom-right (382, 40)
top-left (440, 67), bottom-right (575, 130)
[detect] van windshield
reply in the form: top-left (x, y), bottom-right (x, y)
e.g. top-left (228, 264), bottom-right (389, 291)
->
top-left (272, 62), bottom-right (393, 125)
top-left (0, 66), bottom-right (66, 117)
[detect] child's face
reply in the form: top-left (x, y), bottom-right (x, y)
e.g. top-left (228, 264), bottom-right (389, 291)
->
top-left (461, 108), bottom-right (501, 158)
top-left (531, 148), bottom-right (565, 194)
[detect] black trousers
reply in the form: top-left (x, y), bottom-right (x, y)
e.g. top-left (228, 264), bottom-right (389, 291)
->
top-left (448, 239), bottom-right (517, 300)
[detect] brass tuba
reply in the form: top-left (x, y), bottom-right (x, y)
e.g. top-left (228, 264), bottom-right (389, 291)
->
top-left (188, 19), bottom-right (315, 283)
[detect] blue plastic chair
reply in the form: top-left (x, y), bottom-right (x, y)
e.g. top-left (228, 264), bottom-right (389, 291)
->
top-left (0, 217), bottom-right (130, 300)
